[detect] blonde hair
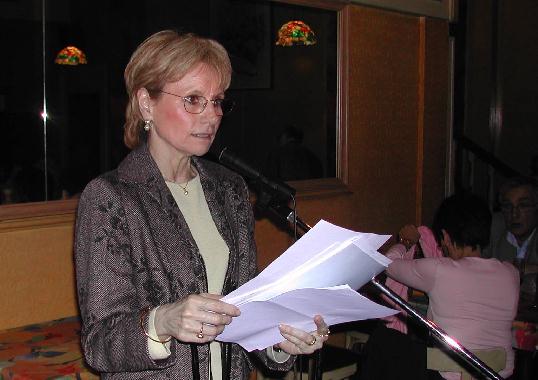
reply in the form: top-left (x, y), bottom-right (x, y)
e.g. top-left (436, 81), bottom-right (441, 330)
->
top-left (123, 30), bottom-right (232, 149)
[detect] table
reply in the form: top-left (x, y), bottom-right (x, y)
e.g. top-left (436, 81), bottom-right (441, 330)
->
top-left (512, 297), bottom-right (538, 352)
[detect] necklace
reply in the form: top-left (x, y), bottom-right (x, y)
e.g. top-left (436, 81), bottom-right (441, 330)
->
top-left (165, 178), bottom-right (191, 195)
top-left (177, 180), bottom-right (189, 196)
top-left (165, 160), bottom-right (194, 196)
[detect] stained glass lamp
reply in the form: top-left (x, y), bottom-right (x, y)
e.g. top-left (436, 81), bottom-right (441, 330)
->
top-left (275, 20), bottom-right (317, 47)
top-left (54, 46), bottom-right (87, 65)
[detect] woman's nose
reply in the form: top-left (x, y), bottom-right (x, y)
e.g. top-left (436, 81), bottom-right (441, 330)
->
top-left (201, 103), bottom-right (222, 120)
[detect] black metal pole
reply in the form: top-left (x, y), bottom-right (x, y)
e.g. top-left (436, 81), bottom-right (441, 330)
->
top-left (271, 205), bottom-right (503, 380)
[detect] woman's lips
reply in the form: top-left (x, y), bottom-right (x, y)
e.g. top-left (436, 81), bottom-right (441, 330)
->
top-left (192, 132), bottom-right (212, 139)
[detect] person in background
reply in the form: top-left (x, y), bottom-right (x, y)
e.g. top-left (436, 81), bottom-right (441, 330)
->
top-left (74, 30), bottom-right (328, 380)
top-left (265, 125), bottom-right (323, 181)
top-left (361, 193), bottom-right (519, 380)
top-left (484, 176), bottom-right (538, 301)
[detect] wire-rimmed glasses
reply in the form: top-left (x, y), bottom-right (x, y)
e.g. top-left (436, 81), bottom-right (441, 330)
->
top-left (158, 90), bottom-right (234, 116)
top-left (500, 202), bottom-right (537, 215)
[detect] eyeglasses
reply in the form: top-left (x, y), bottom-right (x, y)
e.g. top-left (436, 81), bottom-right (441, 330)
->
top-left (158, 90), bottom-right (234, 116)
top-left (500, 202), bottom-right (537, 214)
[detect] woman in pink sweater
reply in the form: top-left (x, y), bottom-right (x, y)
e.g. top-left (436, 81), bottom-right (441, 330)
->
top-left (362, 194), bottom-right (519, 380)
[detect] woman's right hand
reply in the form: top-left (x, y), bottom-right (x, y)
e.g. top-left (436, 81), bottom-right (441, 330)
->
top-left (153, 293), bottom-right (240, 344)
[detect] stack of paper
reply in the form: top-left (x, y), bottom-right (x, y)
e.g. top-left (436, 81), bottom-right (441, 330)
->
top-left (217, 220), bottom-right (398, 351)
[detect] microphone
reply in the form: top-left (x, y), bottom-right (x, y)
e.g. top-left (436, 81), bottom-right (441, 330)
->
top-left (216, 147), bottom-right (295, 199)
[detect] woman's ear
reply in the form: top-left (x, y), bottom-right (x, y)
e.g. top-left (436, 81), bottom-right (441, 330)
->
top-left (442, 230), bottom-right (463, 259)
top-left (441, 230), bottom-right (453, 249)
top-left (137, 88), bottom-right (152, 120)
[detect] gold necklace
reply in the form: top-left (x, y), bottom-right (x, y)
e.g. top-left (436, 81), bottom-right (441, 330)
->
top-left (177, 180), bottom-right (189, 196)
top-left (166, 161), bottom-right (194, 195)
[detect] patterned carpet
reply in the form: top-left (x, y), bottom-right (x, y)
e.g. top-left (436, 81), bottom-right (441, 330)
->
top-left (0, 316), bottom-right (97, 379)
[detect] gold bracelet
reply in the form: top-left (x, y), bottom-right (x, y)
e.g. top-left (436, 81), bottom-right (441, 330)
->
top-left (272, 344), bottom-right (282, 353)
top-left (139, 306), bottom-right (172, 344)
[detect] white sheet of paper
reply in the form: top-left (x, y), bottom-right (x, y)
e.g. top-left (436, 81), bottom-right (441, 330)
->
top-left (223, 220), bottom-right (392, 305)
top-left (218, 220), bottom-right (396, 351)
top-left (217, 285), bottom-right (397, 351)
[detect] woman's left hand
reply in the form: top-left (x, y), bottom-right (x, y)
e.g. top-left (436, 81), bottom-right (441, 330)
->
top-left (275, 315), bottom-right (329, 355)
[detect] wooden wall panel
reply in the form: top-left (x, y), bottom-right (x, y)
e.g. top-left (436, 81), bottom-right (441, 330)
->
top-left (0, 223), bottom-right (78, 330)
top-left (421, 17), bottom-right (450, 225)
top-left (346, 6), bottom-right (421, 233)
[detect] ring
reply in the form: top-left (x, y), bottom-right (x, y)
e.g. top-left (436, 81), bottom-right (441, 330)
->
top-left (319, 328), bottom-right (331, 338)
top-left (308, 335), bottom-right (317, 346)
top-left (197, 325), bottom-right (204, 339)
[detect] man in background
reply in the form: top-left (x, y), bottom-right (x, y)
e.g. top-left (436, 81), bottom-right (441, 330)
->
top-left (484, 177), bottom-right (538, 300)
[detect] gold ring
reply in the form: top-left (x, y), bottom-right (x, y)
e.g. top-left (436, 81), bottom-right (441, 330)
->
top-left (197, 325), bottom-right (204, 339)
top-left (308, 335), bottom-right (317, 346)
top-left (319, 328), bottom-right (330, 338)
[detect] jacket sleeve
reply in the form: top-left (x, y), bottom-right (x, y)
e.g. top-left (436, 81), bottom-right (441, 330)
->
top-left (74, 177), bottom-right (177, 372)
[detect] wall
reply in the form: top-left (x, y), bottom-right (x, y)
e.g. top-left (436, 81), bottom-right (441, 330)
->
top-left (0, 2), bottom-right (449, 340)
top-left (0, 213), bottom-right (77, 330)
top-left (337, 6), bottom-right (448, 232)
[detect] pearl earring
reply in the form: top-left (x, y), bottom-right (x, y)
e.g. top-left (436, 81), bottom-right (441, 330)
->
top-left (144, 120), bottom-right (153, 131)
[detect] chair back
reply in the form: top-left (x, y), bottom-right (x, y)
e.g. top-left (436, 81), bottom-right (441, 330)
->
top-left (426, 347), bottom-right (506, 380)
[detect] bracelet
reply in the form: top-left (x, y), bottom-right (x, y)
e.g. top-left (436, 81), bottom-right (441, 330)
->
top-left (139, 306), bottom-right (172, 344)
top-left (268, 344), bottom-right (291, 364)
top-left (272, 344), bottom-right (282, 353)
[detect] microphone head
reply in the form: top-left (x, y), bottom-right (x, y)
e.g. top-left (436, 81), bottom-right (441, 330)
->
top-left (214, 146), bottom-right (296, 199)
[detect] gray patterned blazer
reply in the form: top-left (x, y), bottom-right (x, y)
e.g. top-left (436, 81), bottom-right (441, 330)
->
top-left (74, 143), bottom-right (294, 379)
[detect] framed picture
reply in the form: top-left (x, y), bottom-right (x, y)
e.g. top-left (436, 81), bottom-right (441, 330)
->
top-left (210, 0), bottom-right (272, 89)
top-left (350, 0), bottom-right (458, 21)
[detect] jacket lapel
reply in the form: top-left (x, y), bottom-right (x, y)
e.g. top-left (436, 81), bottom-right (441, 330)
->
top-left (118, 144), bottom-right (206, 295)
top-left (117, 144), bottom-right (239, 296)
top-left (193, 157), bottom-right (239, 295)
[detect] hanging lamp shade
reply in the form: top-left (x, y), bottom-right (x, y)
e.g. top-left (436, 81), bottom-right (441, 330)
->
top-left (275, 20), bottom-right (317, 47)
top-left (54, 46), bottom-right (87, 65)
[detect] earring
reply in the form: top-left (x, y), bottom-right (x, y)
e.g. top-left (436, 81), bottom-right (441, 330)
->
top-left (144, 120), bottom-right (153, 131)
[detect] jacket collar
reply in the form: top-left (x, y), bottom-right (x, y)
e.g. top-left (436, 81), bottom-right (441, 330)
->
top-left (117, 142), bottom-right (221, 205)
top-left (116, 143), bottom-right (238, 294)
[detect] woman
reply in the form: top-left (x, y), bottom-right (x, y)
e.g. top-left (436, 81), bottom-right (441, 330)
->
top-left (74, 30), bottom-right (328, 380)
top-left (362, 194), bottom-right (519, 380)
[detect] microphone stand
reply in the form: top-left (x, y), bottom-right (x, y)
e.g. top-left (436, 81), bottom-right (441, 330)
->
top-left (263, 201), bottom-right (503, 380)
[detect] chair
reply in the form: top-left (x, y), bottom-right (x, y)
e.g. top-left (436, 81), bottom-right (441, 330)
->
top-left (257, 344), bottom-right (360, 380)
top-left (426, 347), bottom-right (506, 380)
top-left (345, 330), bottom-right (370, 355)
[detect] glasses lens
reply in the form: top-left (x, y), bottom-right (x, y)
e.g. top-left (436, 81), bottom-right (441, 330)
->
top-left (184, 96), bottom-right (207, 114)
top-left (501, 202), bottom-right (536, 214)
top-left (518, 203), bottom-right (536, 212)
